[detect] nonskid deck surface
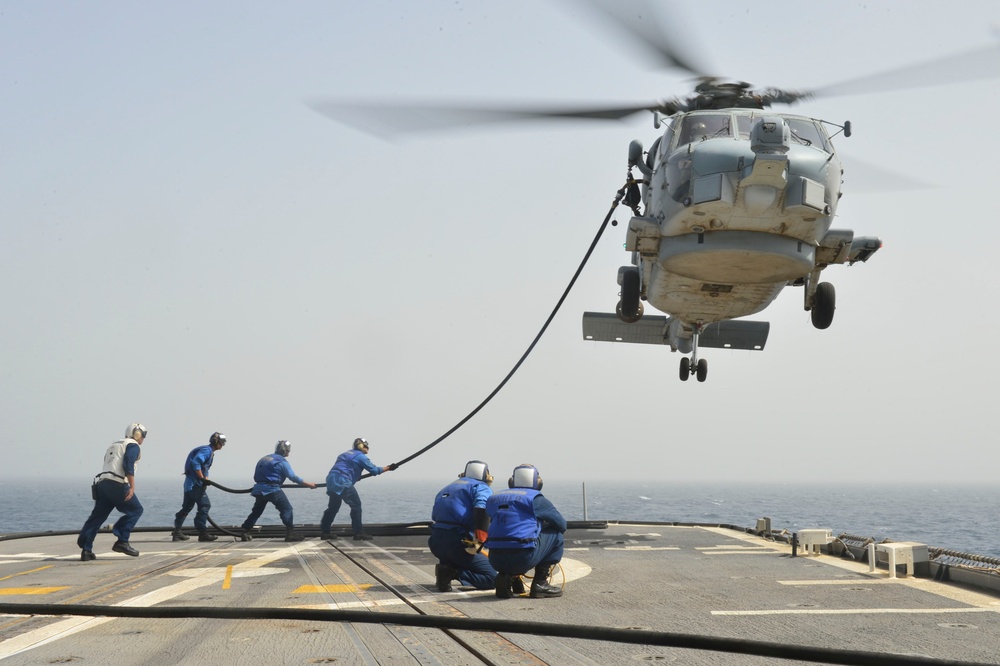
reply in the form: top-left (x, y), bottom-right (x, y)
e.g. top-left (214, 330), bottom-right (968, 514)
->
top-left (1, 524), bottom-right (999, 665)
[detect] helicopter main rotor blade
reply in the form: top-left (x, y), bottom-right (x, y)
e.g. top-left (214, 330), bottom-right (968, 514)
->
top-left (308, 99), bottom-right (669, 138)
top-left (811, 42), bottom-right (1000, 98)
top-left (572, 0), bottom-right (712, 77)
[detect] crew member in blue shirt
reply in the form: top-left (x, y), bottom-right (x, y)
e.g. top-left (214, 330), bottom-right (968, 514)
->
top-left (240, 440), bottom-right (316, 542)
top-left (172, 431), bottom-right (227, 542)
top-left (429, 460), bottom-right (501, 592)
top-left (485, 464), bottom-right (567, 598)
top-left (320, 437), bottom-right (396, 541)
top-left (77, 423), bottom-right (147, 560)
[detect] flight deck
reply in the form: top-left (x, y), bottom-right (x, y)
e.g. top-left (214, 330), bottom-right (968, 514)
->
top-left (2, 523), bottom-right (999, 665)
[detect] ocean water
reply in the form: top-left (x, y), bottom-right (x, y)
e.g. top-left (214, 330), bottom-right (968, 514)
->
top-left (3, 478), bottom-right (998, 558)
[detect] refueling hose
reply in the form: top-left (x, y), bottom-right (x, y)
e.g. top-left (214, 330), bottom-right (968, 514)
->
top-left (203, 177), bottom-right (633, 497)
top-left (0, 602), bottom-right (987, 666)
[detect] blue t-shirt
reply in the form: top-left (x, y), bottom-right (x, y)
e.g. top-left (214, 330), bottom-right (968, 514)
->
top-left (326, 449), bottom-right (381, 496)
top-left (251, 453), bottom-right (304, 497)
top-left (182, 445), bottom-right (215, 492)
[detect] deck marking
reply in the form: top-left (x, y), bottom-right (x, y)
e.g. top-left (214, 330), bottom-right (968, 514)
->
top-left (0, 587), bottom-right (69, 596)
top-left (779, 579), bottom-right (900, 586)
top-left (713, 607), bottom-right (998, 616)
top-left (0, 565), bottom-right (54, 581)
top-left (222, 565), bottom-right (233, 590)
top-left (606, 546), bottom-right (679, 551)
top-left (0, 542), bottom-right (318, 660)
top-left (294, 583), bottom-right (373, 594)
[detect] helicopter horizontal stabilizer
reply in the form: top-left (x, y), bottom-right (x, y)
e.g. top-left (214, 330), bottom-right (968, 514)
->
top-left (582, 312), bottom-right (769, 351)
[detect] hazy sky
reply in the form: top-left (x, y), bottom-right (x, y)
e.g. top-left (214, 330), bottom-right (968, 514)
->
top-left (3, 1), bottom-right (998, 485)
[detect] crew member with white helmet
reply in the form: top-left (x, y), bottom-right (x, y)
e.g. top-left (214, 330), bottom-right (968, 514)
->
top-left (429, 460), bottom-right (500, 592)
top-left (485, 464), bottom-right (567, 598)
top-left (77, 423), bottom-right (148, 560)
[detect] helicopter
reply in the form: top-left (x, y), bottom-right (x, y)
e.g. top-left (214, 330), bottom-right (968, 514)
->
top-left (578, 79), bottom-right (882, 383)
top-left (311, 1), bottom-right (1000, 383)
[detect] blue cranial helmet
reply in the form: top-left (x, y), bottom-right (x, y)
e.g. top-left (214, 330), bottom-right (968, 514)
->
top-left (462, 460), bottom-right (492, 484)
top-left (508, 464), bottom-right (542, 490)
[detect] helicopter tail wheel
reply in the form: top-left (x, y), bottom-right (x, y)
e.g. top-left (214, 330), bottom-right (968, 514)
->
top-left (679, 356), bottom-right (691, 381)
top-left (696, 358), bottom-right (708, 382)
top-left (811, 281), bottom-right (836, 330)
top-left (616, 268), bottom-right (643, 323)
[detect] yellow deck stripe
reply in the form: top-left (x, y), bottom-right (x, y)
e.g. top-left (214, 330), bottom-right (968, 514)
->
top-left (293, 584), bottom-right (373, 594)
top-left (0, 587), bottom-right (69, 596)
top-left (0, 565), bottom-right (53, 582)
top-left (222, 565), bottom-right (233, 590)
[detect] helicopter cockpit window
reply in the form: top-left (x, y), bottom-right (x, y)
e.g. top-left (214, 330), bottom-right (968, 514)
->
top-left (735, 114), bottom-right (757, 139)
top-left (785, 118), bottom-right (829, 151)
top-left (677, 114), bottom-right (731, 146)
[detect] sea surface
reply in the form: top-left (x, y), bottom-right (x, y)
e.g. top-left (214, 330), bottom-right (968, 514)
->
top-left (3, 479), bottom-right (998, 558)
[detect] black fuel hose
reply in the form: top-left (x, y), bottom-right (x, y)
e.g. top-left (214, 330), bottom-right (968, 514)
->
top-left (0, 602), bottom-right (987, 666)
top-left (202, 177), bottom-right (631, 495)
top-left (359, 179), bottom-right (629, 477)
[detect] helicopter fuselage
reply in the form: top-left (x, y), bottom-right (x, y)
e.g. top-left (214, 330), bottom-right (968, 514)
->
top-left (628, 109), bottom-right (844, 325)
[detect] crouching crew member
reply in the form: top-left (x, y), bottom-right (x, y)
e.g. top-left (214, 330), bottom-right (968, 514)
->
top-left (78, 423), bottom-right (147, 560)
top-left (320, 437), bottom-right (396, 541)
top-left (240, 440), bottom-right (316, 542)
top-left (485, 464), bottom-right (566, 598)
top-left (173, 431), bottom-right (226, 542)
top-left (429, 460), bottom-right (499, 592)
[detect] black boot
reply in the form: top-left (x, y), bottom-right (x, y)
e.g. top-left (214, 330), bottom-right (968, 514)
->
top-left (511, 575), bottom-right (526, 596)
top-left (172, 530), bottom-right (190, 541)
top-left (434, 563), bottom-right (457, 592)
top-left (494, 572), bottom-right (513, 599)
top-left (529, 564), bottom-right (562, 598)
top-left (198, 531), bottom-right (217, 542)
top-left (285, 527), bottom-right (304, 542)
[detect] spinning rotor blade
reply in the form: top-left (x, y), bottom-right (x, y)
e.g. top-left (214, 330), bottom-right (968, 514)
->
top-left (812, 42), bottom-right (1000, 98)
top-left (573, 0), bottom-right (712, 76)
top-left (308, 99), bottom-right (669, 138)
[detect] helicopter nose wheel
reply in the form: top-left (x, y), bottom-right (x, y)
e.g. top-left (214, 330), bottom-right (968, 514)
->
top-left (679, 325), bottom-right (708, 382)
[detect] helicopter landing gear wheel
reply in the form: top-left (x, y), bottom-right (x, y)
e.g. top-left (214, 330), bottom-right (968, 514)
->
top-left (616, 268), bottom-right (643, 323)
top-left (811, 281), bottom-right (836, 330)
top-left (616, 299), bottom-right (644, 323)
top-left (696, 358), bottom-right (708, 382)
top-left (679, 357), bottom-right (690, 381)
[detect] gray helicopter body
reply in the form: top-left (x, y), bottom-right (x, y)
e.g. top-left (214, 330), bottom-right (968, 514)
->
top-left (638, 109), bottom-right (843, 320)
top-left (581, 106), bottom-right (881, 381)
